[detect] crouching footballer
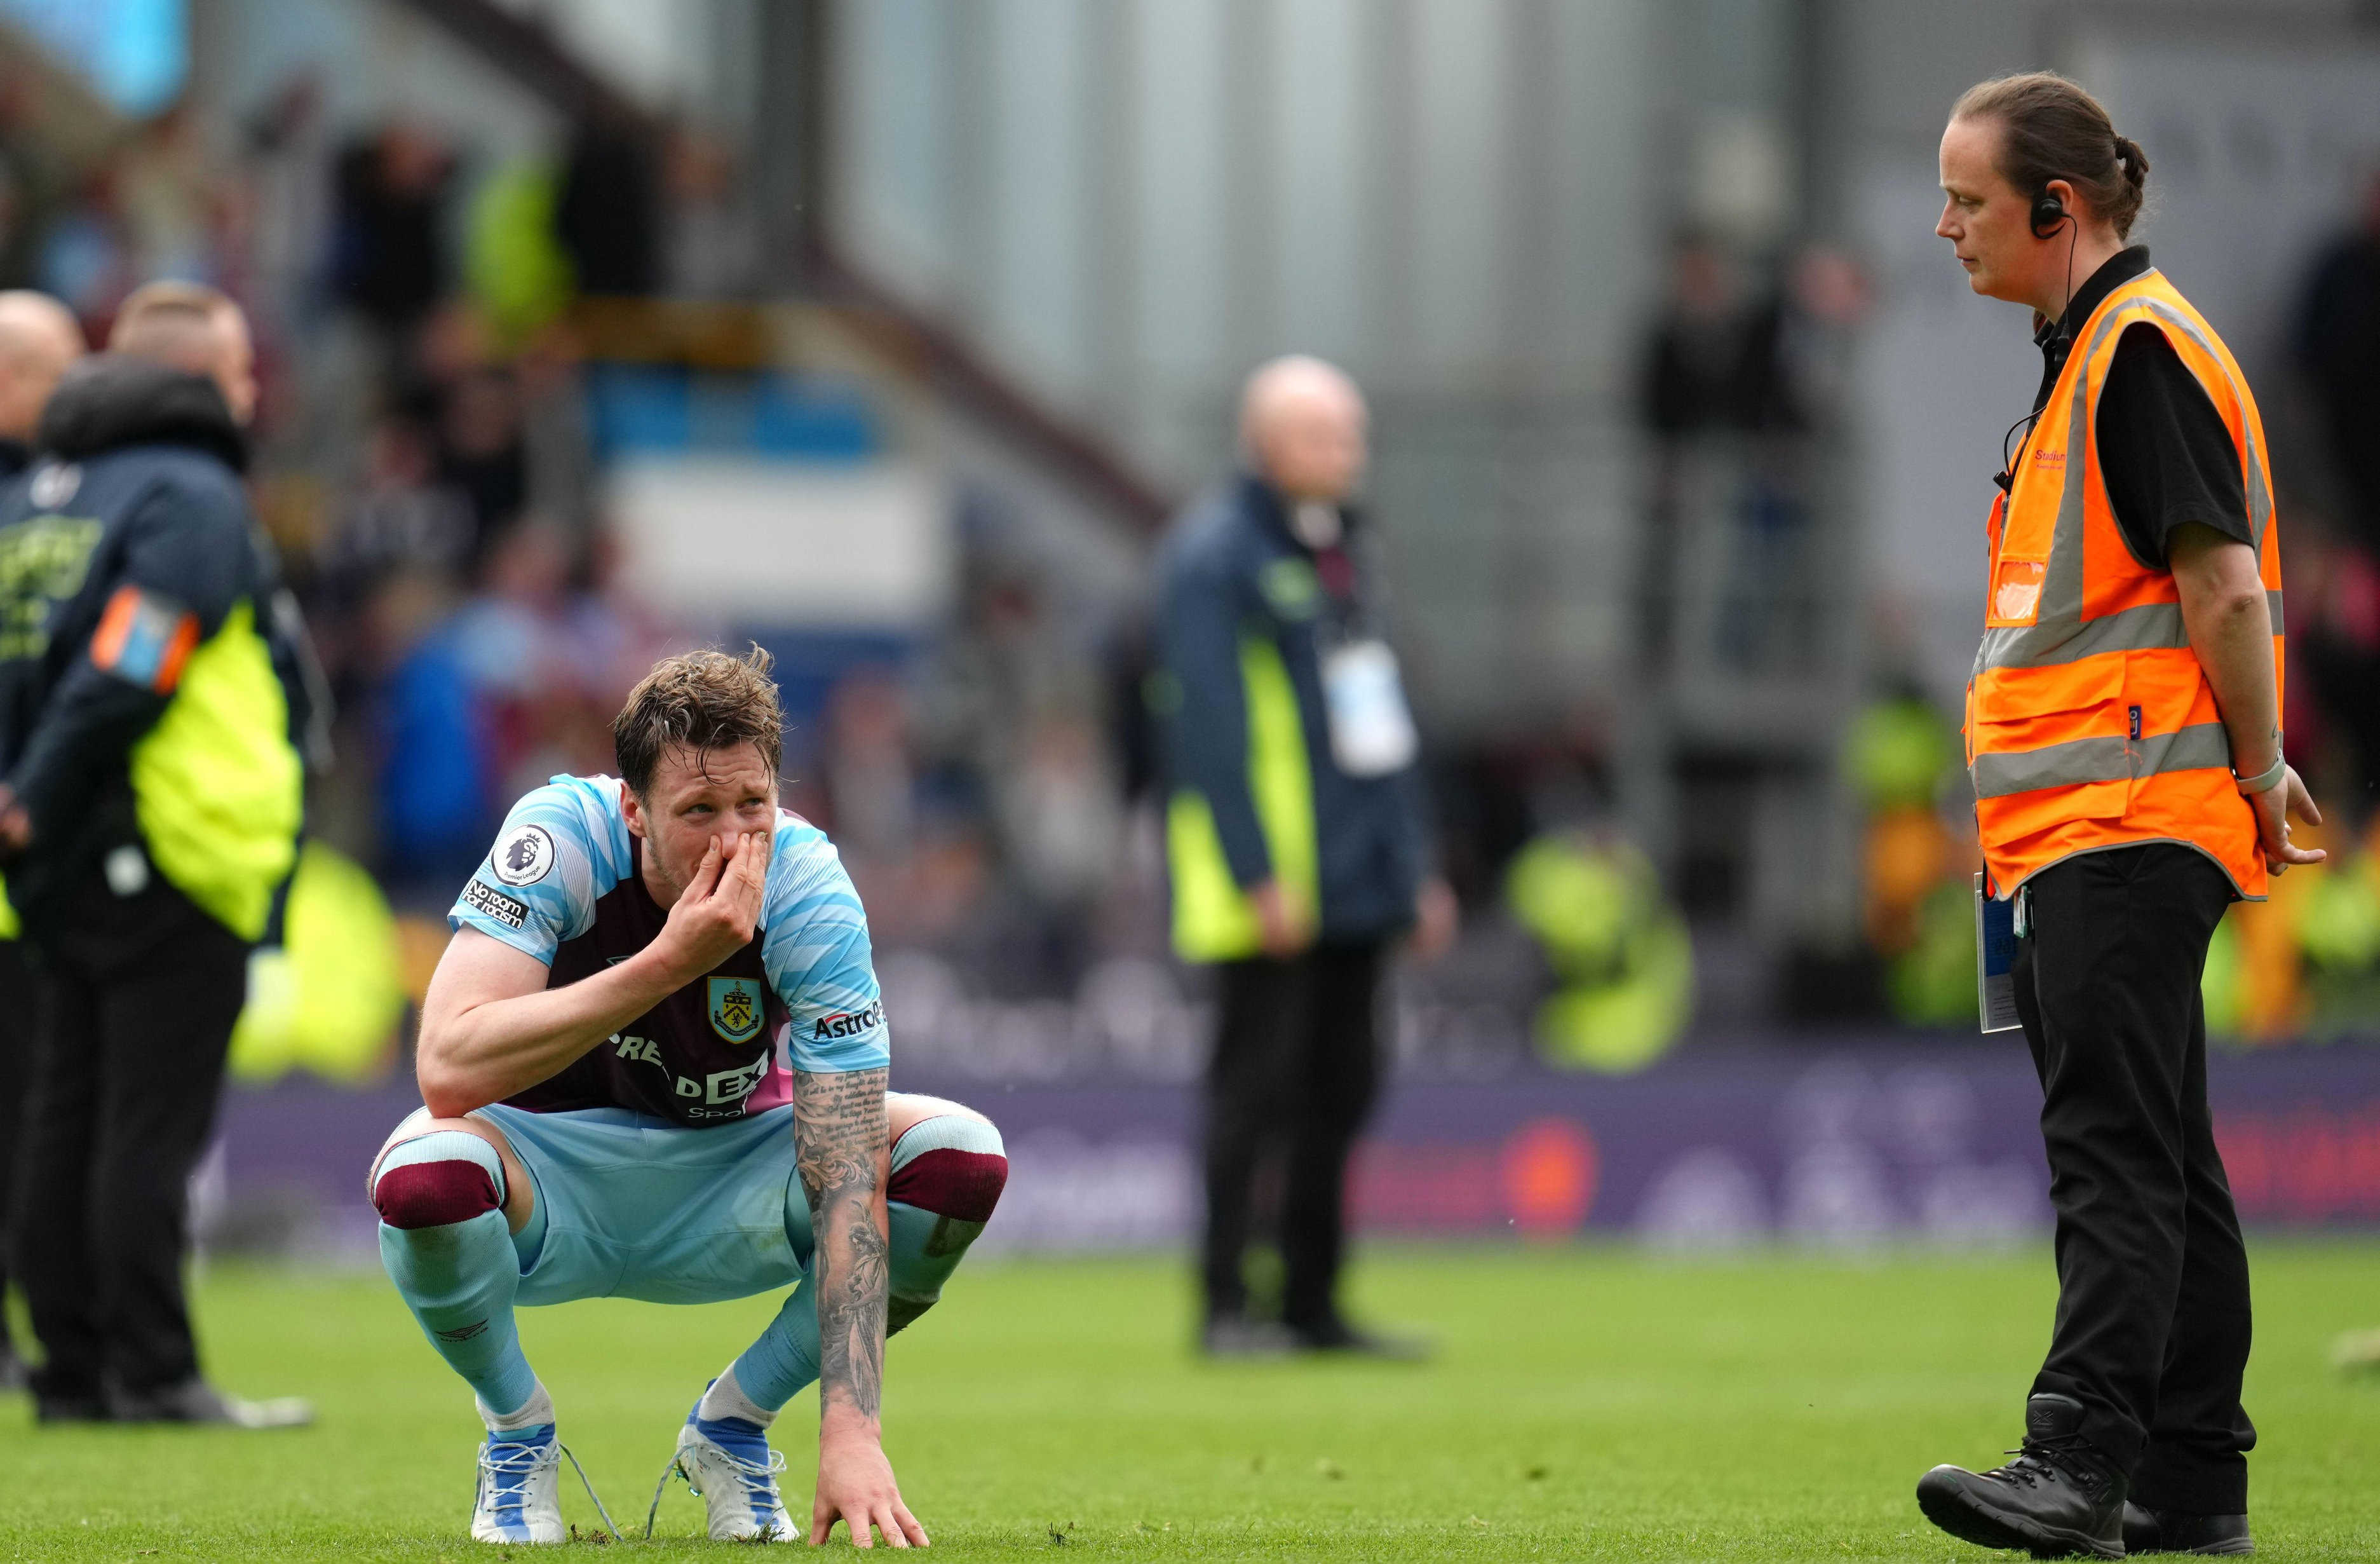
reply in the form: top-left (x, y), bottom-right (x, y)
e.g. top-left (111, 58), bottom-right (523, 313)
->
top-left (371, 649), bottom-right (1006, 1546)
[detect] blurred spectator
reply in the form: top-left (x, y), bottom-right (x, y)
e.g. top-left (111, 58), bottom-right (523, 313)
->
top-left (435, 364), bottom-right (529, 561)
top-left (0, 70), bottom-right (69, 290)
top-left (1504, 826), bottom-right (1694, 1073)
top-left (113, 102), bottom-right (216, 286)
top-left (0, 289), bottom-right (81, 471)
top-left (2294, 175), bottom-right (2380, 810)
top-left (318, 416), bottom-right (475, 613)
top-left (555, 120), bottom-right (660, 297)
top-left (825, 669), bottom-right (919, 873)
top-left (240, 78), bottom-right (334, 333)
top-left (515, 325), bottom-right (595, 539)
top-left (1158, 356), bottom-right (1452, 1356)
top-left (368, 569), bottom-right (486, 898)
top-left (463, 156), bottom-right (574, 344)
top-left (36, 169), bottom-right (134, 323)
top-left (1842, 686), bottom-right (1978, 1026)
top-left (1643, 237), bottom-right (1749, 440)
top-left (1638, 236), bottom-right (1758, 670)
top-left (396, 302), bottom-right (534, 566)
top-left (370, 520), bottom-right (664, 898)
top-left (2294, 533), bottom-right (2380, 813)
top-left (1640, 240), bottom-right (1866, 672)
top-left (330, 124), bottom-right (452, 342)
top-left (0, 286), bottom-right (85, 1395)
top-left (2298, 172), bottom-right (2380, 553)
top-left (997, 708), bottom-right (1125, 984)
top-left (664, 122), bottom-right (759, 300)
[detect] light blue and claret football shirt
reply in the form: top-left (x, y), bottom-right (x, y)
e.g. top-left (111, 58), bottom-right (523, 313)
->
top-left (449, 773), bottom-right (889, 1126)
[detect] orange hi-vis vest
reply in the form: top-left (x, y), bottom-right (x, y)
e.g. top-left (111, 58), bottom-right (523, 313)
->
top-left (1966, 267), bottom-right (2281, 902)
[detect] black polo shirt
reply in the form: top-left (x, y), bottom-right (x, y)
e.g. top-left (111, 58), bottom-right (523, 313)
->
top-left (2030, 246), bottom-right (2251, 568)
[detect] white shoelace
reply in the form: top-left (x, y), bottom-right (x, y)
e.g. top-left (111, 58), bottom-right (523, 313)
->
top-left (476, 1436), bottom-right (622, 1541)
top-left (645, 1433), bottom-right (789, 1540)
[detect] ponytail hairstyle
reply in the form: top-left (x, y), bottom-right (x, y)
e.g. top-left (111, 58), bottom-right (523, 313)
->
top-left (1952, 72), bottom-right (2149, 240)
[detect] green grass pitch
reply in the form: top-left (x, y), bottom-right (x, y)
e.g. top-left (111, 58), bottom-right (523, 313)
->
top-left (3, 1243), bottom-right (2377, 1560)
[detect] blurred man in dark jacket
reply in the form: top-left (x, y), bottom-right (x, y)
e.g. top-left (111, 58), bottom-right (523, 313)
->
top-left (2299, 173), bottom-right (2380, 552)
top-left (0, 282), bottom-right (313, 1425)
top-left (2294, 174), bottom-right (2380, 798)
top-left (1156, 356), bottom-right (1454, 1356)
top-left (0, 289), bottom-right (83, 1392)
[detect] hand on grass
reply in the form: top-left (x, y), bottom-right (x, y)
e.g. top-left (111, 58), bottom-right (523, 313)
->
top-left (813, 1423), bottom-right (928, 1548)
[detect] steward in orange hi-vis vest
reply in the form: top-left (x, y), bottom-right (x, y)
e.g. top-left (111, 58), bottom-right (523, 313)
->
top-left (1966, 266), bottom-right (2282, 901)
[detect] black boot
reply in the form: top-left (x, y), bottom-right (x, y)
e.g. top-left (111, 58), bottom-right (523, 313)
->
top-left (1917, 1394), bottom-right (2128, 1559)
top-left (29, 1364), bottom-right (109, 1425)
top-left (1284, 1314), bottom-right (1431, 1361)
top-left (107, 1377), bottom-right (313, 1429)
top-left (2122, 1503), bottom-right (2252, 1556)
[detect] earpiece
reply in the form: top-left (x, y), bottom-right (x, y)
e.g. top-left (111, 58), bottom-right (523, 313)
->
top-left (2031, 191), bottom-right (2069, 240)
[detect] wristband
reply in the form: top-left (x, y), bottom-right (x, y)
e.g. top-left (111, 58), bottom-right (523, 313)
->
top-left (2234, 754), bottom-right (2287, 796)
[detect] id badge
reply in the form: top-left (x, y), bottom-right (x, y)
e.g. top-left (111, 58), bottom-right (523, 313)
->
top-left (1320, 639), bottom-right (1419, 777)
top-left (1975, 873), bottom-right (2022, 1033)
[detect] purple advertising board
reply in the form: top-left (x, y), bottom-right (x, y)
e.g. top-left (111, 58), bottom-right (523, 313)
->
top-left (211, 1039), bottom-right (2380, 1259)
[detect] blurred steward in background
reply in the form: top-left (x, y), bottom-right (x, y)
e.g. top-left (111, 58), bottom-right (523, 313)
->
top-left (1155, 355), bottom-right (1456, 1357)
top-left (0, 287), bottom-right (83, 1393)
top-left (0, 282), bottom-right (317, 1427)
top-left (1915, 76), bottom-right (2319, 1560)
top-left (2293, 172), bottom-right (2380, 799)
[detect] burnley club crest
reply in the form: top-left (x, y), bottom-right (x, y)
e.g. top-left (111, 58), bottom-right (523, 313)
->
top-left (708, 977), bottom-right (764, 1044)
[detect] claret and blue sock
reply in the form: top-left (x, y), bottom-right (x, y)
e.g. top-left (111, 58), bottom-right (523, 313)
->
top-left (372, 1129), bottom-right (546, 1429)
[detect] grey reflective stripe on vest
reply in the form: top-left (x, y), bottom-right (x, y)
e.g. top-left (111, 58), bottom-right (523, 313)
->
top-left (1974, 275), bottom-right (2273, 678)
top-left (1978, 590), bottom-right (2283, 670)
top-left (1971, 721), bottom-right (2233, 800)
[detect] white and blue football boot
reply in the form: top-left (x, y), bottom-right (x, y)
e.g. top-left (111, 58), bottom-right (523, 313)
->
top-left (668, 1397), bottom-right (792, 1540)
top-left (471, 1425), bottom-right (567, 1544)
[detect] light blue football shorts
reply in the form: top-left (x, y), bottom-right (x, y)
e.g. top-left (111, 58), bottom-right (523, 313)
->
top-left (386, 1102), bottom-right (815, 1308)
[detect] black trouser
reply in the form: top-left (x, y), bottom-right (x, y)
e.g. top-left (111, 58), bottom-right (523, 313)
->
top-left (1200, 939), bottom-right (1386, 1329)
top-left (0, 940), bottom-right (30, 1357)
top-left (13, 869), bottom-right (249, 1401)
top-left (2013, 843), bottom-right (2255, 1514)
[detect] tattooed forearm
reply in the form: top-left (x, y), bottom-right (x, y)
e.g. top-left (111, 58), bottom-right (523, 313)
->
top-left (795, 1067), bottom-right (889, 1424)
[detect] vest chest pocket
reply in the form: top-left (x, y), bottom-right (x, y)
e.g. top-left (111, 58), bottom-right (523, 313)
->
top-left (1986, 557), bottom-right (2048, 627)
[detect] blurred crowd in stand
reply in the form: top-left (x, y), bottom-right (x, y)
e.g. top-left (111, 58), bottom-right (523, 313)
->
top-left (8, 49), bottom-right (2380, 1060)
top-left (793, 521), bottom-right (1148, 997)
top-left (0, 65), bottom-right (1155, 1030)
top-left (1639, 235), bottom-right (1865, 679)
